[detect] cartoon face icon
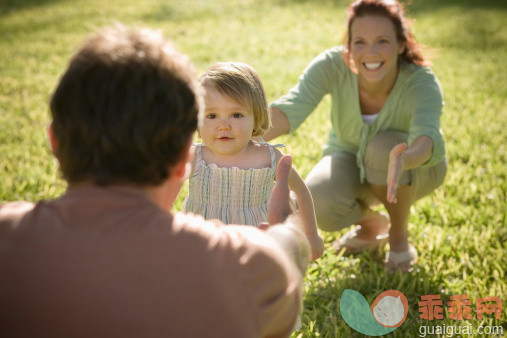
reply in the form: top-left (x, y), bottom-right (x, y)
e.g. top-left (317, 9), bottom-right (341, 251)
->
top-left (371, 290), bottom-right (409, 328)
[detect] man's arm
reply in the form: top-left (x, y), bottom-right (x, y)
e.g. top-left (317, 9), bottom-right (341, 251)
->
top-left (266, 216), bottom-right (310, 275)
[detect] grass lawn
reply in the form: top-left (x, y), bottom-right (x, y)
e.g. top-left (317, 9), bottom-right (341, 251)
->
top-left (1, 0), bottom-right (505, 336)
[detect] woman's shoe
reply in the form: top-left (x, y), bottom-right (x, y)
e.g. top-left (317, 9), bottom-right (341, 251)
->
top-left (385, 244), bottom-right (418, 273)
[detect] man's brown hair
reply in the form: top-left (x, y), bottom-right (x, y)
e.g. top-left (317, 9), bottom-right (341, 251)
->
top-left (50, 25), bottom-right (200, 186)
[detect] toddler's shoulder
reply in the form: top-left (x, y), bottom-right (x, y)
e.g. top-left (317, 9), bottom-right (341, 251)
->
top-left (246, 142), bottom-right (273, 168)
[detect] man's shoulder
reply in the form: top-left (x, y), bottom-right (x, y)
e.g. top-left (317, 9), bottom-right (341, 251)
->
top-left (0, 201), bottom-right (36, 229)
top-left (169, 213), bottom-right (300, 336)
top-left (172, 212), bottom-right (293, 269)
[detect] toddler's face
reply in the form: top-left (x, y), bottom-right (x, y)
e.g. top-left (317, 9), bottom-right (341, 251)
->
top-left (199, 86), bottom-right (255, 157)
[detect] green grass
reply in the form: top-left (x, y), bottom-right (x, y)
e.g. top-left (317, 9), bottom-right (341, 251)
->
top-left (1, 0), bottom-right (506, 336)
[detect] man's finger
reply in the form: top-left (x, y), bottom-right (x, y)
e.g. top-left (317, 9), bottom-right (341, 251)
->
top-left (276, 154), bottom-right (292, 186)
top-left (258, 222), bottom-right (269, 231)
top-left (268, 154), bottom-right (293, 225)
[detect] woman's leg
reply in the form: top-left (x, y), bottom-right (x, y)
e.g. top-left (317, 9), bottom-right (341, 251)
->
top-left (306, 151), bottom-right (388, 242)
top-left (355, 204), bottom-right (390, 241)
top-left (369, 183), bottom-right (415, 252)
top-left (364, 130), bottom-right (446, 270)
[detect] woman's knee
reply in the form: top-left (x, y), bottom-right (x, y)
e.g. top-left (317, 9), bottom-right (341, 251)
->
top-left (415, 158), bottom-right (447, 200)
top-left (305, 151), bottom-right (363, 232)
top-left (308, 184), bottom-right (360, 232)
top-left (364, 130), bottom-right (408, 168)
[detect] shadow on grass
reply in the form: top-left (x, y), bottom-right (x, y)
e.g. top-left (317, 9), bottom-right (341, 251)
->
top-left (403, 0), bottom-right (507, 13)
top-left (269, 0), bottom-right (507, 11)
top-left (0, 0), bottom-right (69, 17)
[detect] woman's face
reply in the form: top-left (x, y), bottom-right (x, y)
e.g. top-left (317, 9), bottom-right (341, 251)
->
top-left (349, 15), bottom-right (404, 88)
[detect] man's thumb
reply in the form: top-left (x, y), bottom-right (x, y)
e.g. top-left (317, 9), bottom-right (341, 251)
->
top-left (276, 154), bottom-right (292, 185)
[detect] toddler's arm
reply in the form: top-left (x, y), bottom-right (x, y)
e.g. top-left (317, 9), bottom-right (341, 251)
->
top-left (274, 149), bottom-right (324, 261)
top-left (266, 155), bottom-right (309, 273)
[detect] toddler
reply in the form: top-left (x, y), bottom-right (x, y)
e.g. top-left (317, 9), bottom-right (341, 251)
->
top-left (182, 62), bottom-right (324, 260)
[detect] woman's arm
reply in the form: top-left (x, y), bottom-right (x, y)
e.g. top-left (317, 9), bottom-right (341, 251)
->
top-left (263, 107), bottom-right (290, 142)
top-left (387, 135), bottom-right (433, 203)
top-left (265, 49), bottom-right (338, 142)
top-left (401, 135), bottom-right (433, 170)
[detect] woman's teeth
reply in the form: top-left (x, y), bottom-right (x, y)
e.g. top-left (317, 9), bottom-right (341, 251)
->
top-left (364, 62), bottom-right (382, 70)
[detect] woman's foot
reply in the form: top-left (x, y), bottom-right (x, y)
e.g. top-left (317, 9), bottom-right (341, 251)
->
top-left (355, 211), bottom-right (390, 241)
top-left (385, 243), bottom-right (418, 273)
top-left (332, 211), bottom-right (390, 254)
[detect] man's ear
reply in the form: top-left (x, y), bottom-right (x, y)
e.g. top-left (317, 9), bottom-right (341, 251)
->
top-left (172, 139), bottom-right (194, 181)
top-left (48, 123), bottom-right (58, 155)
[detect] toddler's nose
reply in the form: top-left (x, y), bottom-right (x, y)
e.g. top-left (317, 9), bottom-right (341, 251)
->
top-left (217, 118), bottom-right (231, 130)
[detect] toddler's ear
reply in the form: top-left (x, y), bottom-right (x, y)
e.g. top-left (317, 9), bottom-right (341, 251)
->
top-left (48, 123), bottom-right (59, 155)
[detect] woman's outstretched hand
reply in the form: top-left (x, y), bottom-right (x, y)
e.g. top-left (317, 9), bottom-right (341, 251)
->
top-left (387, 143), bottom-right (407, 203)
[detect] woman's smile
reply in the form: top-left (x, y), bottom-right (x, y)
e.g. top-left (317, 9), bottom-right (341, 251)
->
top-left (364, 62), bottom-right (383, 70)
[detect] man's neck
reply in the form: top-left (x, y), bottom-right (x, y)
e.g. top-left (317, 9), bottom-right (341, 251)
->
top-left (143, 177), bottom-right (179, 212)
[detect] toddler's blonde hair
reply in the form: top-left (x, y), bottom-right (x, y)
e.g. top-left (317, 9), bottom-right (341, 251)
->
top-left (199, 62), bottom-right (270, 137)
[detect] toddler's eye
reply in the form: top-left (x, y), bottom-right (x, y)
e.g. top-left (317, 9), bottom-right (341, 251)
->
top-left (206, 113), bottom-right (217, 119)
top-left (232, 113), bottom-right (244, 118)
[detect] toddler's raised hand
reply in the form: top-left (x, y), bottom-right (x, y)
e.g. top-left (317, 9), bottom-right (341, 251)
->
top-left (308, 233), bottom-right (325, 261)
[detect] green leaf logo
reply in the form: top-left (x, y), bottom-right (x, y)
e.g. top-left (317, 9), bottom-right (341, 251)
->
top-left (340, 289), bottom-right (409, 336)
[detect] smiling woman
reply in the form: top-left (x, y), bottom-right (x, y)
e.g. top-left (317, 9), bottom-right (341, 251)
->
top-left (264, 0), bottom-right (447, 273)
top-left (349, 15), bottom-right (405, 110)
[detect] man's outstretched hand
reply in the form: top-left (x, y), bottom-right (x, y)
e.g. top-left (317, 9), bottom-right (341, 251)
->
top-left (267, 154), bottom-right (293, 226)
top-left (262, 154), bottom-right (310, 273)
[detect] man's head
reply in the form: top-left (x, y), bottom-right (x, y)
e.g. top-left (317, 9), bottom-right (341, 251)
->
top-left (50, 25), bottom-right (200, 186)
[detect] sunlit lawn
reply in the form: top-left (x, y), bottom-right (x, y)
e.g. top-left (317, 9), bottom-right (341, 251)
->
top-left (1, 0), bottom-right (505, 336)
